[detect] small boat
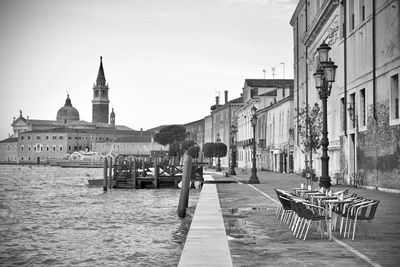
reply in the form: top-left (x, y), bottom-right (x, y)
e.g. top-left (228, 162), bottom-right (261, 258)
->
top-left (87, 179), bottom-right (104, 186)
top-left (58, 151), bottom-right (109, 168)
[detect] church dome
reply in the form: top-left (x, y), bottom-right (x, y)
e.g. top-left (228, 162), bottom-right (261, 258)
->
top-left (56, 94), bottom-right (80, 124)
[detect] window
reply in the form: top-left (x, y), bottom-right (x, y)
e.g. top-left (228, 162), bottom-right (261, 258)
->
top-left (69, 146), bottom-right (71, 150)
top-left (74, 146), bottom-right (78, 151)
top-left (21, 145), bottom-right (24, 152)
top-left (60, 146), bottom-right (63, 151)
top-left (68, 137), bottom-right (71, 140)
top-left (28, 145), bottom-right (31, 151)
top-left (360, 89), bottom-right (366, 126)
top-left (350, 93), bottom-right (356, 128)
top-left (94, 90), bottom-right (99, 97)
top-left (53, 146), bottom-right (56, 151)
top-left (341, 97), bottom-right (346, 132)
top-left (37, 136), bottom-right (41, 140)
top-left (52, 136), bottom-right (56, 140)
top-left (340, 0), bottom-right (345, 38)
top-left (390, 74), bottom-right (399, 120)
top-left (360, 0), bottom-right (365, 22)
top-left (46, 136), bottom-right (49, 140)
top-left (59, 136), bottom-right (63, 140)
top-left (46, 146), bottom-right (49, 151)
top-left (349, 1), bottom-right (355, 31)
top-left (28, 136), bottom-right (31, 140)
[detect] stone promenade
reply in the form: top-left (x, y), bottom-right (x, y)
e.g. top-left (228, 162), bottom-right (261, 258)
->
top-left (211, 170), bottom-right (400, 267)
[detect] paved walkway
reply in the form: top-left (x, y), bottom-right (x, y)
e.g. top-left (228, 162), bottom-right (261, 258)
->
top-left (178, 175), bottom-right (233, 267)
top-left (211, 170), bottom-right (400, 267)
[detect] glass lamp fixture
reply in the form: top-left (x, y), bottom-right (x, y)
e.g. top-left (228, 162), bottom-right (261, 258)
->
top-left (323, 60), bottom-right (338, 83)
top-left (317, 42), bottom-right (331, 64)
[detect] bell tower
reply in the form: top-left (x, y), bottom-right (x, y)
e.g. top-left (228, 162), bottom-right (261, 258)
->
top-left (92, 56), bottom-right (110, 123)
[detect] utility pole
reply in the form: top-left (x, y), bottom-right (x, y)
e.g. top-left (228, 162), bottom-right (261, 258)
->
top-left (262, 69), bottom-right (266, 79)
top-left (281, 62), bottom-right (285, 79)
top-left (271, 67), bottom-right (276, 80)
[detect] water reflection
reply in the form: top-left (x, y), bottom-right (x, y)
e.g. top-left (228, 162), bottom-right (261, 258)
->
top-left (0, 165), bottom-right (199, 266)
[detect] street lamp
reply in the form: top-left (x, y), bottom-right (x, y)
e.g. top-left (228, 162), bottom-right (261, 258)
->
top-left (229, 125), bottom-right (237, 175)
top-left (216, 133), bottom-right (221, 171)
top-left (313, 41), bottom-right (337, 190)
top-left (249, 106), bottom-right (259, 184)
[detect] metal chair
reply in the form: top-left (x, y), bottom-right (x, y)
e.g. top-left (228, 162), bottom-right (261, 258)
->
top-left (343, 199), bottom-right (379, 240)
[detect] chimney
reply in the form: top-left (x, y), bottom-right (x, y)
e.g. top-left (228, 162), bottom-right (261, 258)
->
top-left (216, 96), bottom-right (219, 106)
top-left (224, 90), bottom-right (228, 104)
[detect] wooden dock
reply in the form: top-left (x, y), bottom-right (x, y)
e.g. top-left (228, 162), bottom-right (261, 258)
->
top-left (103, 156), bottom-right (205, 189)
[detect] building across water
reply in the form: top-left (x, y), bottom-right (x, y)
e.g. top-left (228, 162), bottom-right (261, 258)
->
top-left (0, 57), bottom-right (165, 164)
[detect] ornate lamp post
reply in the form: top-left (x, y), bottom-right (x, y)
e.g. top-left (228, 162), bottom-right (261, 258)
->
top-left (313, 42), bottom-right (337, 190)
top-left (229, 125), bottom-right (237, 175)
top-left (249, 106), bottom-right (259, 184)
top-left (216, 133), bottom-right (222, 171)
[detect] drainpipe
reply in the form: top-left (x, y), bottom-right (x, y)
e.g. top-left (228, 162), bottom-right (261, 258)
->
top-left (372, 0), bottom-right (378, 188)
top-left (296, 17), bottom-right (300, 148)
top-left (305, 2), bottom-right (309, 171)
top-left (344, 0), bottom-right (348, 136)
top-left (372, 0), bottom-right (376, 120)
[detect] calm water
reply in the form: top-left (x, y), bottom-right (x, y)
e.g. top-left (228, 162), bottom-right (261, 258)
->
top-left (0, 165), bottom-right (199, 266)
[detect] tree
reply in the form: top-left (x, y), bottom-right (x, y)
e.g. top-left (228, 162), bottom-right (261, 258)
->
top-left (297, 103), bottom-right (322, 182)
top-left (215, 143), bottom-right (227, 158)
top-left (203, 143), bottom-right (215, 166)
top-left (187, 146), bottom-right (199, 159)
top-left (154, 125), bottom-right (188, 164)
top-left (154, 125), bottom-right (187, 146)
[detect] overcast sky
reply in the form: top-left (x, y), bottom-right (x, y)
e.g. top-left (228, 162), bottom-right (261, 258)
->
top-left (0, 0), bottom-right (297, 139)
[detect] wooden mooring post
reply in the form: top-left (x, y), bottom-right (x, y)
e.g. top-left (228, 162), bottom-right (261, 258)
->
top-left (154, 158), bottom-right (159, 189)
top-left (103, 157), bottom-right (108, 192)
top-left (132, 159), bottom-right (137, 189)
top-left (108, 157), bottom-right (113, 190)
top-left (177, 155), bottom-right (192, 218)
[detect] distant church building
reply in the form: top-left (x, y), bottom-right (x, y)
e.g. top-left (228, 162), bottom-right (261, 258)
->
top-left (92, 56), bottom-right (110, 124)
top-left (0, 57), bottom-right (161, 164)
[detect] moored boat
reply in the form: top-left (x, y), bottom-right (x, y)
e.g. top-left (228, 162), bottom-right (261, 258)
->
top-left (58, 151), bottom-right (109, 168)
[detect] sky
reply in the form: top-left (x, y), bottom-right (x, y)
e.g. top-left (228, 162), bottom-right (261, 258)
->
top-left (0, 0), bottom-right (297, 139)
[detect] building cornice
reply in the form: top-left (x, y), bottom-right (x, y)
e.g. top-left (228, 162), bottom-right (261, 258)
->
top-left (302, 0), bottom-right (339, 47)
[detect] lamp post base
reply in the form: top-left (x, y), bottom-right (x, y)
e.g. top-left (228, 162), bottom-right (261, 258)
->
top-left (248, 169), bottom-right (259, 184)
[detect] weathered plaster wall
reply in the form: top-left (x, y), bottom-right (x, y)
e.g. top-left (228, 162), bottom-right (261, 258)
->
top-left (357, 101), bottom-right (400, 189)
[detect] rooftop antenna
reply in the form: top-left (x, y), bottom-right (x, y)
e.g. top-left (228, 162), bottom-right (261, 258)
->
top-left (280, 62), bottom-right (285, 79)
top-left (262, 69), bottom-right (266, 79)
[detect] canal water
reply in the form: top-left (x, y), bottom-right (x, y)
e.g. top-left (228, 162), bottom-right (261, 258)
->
top-left (0, 165), bottom-right (200, 266)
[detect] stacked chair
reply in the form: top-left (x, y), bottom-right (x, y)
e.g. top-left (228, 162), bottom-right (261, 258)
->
top-left (275, 189), bottom-right (380, 241)
top-left (274, 189), bottom-right (328, 240)
top-left (334, 197), bottom-right (380, 240)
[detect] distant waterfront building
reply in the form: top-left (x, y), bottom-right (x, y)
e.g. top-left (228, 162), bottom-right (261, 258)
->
top-left (235, 79), bottom-right (293, 171)
top-left (290, 0), bottom-right (400, 189)
top-left (0, 57), bottom-right (157, 164)
top-left (209, 90), bottom-right (243, 168)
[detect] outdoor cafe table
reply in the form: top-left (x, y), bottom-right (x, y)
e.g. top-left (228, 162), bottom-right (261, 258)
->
top-left (302, 192), bottom-right (325, 200)
top-left (321, 198), bottom-right (354, 240)
top-left (292, 188), bottom-right (317, 197)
